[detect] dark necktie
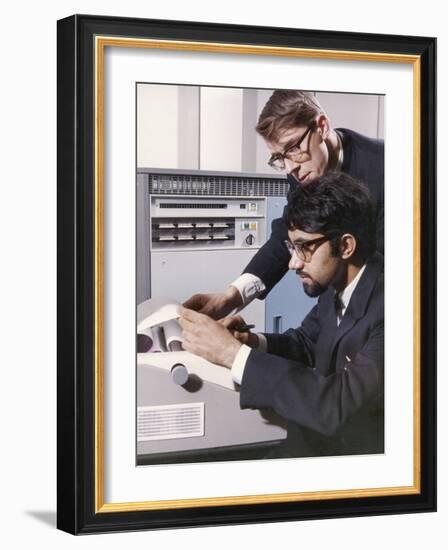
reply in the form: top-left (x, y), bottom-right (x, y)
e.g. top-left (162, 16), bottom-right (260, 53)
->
top-left (334, 293), bottom-right (344, 325)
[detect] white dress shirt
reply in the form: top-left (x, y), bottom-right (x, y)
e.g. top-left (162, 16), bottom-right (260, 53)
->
top-left (335, 263), bottom-right (366, 325)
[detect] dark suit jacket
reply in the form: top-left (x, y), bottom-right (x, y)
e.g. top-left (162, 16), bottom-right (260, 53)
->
top-left (240, 253), bottom-right (384, 457)
top-left (243, 129), bottom-right (384, 297)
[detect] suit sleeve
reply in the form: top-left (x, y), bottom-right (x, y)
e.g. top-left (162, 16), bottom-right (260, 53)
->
top-left (240, 320), bottom-right (384, 436)
top-left (242, 208), bottom-right (290, 298)
top-left (262, 302), bottom-right (321, 365)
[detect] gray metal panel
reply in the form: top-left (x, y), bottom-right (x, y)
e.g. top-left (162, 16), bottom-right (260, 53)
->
top-left (146, 172), bottom-right (288, 197)
top-left (178, 86), bottom-right (200, 169)
top-left (151, 248), bottom-right (265, 330)
top-left (242, 89), bottom-right (258, 173)
top-left (137, 167), bottom-right (286, 180)
top-left (265, 197), bottom-right (316, 332)
top-left (137, 364), bottom-right (286, 455)
top-left (136, 173), bottom-right (151, 303)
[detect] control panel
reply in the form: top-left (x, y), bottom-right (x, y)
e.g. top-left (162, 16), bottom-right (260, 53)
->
top-left (150, 196), bottom-right (266, 250)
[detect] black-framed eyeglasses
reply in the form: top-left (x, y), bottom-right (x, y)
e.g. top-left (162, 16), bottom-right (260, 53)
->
top-left (268, 123), bottom-right (316, 171)
top-left (284, 234), bottom-right (337, 263)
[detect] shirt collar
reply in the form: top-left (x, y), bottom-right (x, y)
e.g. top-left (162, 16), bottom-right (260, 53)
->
top-left (337, 263), bottom-right (367, 313)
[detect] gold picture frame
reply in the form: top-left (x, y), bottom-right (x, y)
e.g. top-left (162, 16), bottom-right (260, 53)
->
top-left (57, 14), bottom-right (436, 534)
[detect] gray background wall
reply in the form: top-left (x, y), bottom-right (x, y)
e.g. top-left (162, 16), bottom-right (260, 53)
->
top-left (137, 85), bottom-right (384, 171)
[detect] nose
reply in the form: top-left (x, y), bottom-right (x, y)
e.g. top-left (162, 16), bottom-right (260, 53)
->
top-left (284, 157), bottom-right (301, 175)
top-left (288, 249), bottom-right (304, 270)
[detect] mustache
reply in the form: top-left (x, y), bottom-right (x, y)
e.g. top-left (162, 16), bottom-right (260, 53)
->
top-left (296, 270), bottom-right (310, 278)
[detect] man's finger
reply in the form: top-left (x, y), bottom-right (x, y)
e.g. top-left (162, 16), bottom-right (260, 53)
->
top-left (180, 306), bottom-right (208, 323)
top-left (220, 315), bottom-right (245, 329)
top-left (179, 318), bottom-right (195, 335)
top-left (181, 339), bottom-right (194, 353)
top-left (178, 317), bottom-right (198, 337)
top-left (182, 294), bottom-right (205, 309)
top-left (180, 317), bottom-right (206, 339)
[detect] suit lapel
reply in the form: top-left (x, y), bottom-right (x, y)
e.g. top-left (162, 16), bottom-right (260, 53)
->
top-left (331, 253), bottom-right (383, 353)
top-left (314, 289), bottom-right (339, 375)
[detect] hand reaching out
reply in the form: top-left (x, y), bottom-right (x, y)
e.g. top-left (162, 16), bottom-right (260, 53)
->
top-left (179, 307), bottom-right (242, 368)
top-left (219, 316), bottom-right (259, 348)
top-left (182, 286), bottom-right (243, 320)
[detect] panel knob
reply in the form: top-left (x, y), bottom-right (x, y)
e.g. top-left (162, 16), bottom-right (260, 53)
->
top-left (171, 363), bottom-right (189, 386)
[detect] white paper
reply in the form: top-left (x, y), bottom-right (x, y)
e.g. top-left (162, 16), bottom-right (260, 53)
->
top-left (137, 302), bottom-right (181, 332)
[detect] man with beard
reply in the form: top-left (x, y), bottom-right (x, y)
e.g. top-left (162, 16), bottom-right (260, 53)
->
top-left (180, 173), bottom-right (384, 458)
top-left (184, 90), bottom-right (384, 321)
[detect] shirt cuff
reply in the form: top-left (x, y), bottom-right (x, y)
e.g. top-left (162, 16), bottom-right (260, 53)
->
top-left (230, 334), bottom-right (266, 385)
top-left (230, 344), bottom-right (252, 385)
top-left (230, 273), bottom-right (266, 306)
top-left (257, 333), bottom-right (268, 352)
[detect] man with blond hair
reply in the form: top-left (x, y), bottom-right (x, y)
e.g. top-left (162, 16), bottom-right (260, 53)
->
top-left (185, 90), bottom-right (384, 320)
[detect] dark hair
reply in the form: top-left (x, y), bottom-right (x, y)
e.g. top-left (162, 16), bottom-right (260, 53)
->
top-left (285, 172), bottom-right (376, 261)
top-left (256, 90), bottom-right (325, 141)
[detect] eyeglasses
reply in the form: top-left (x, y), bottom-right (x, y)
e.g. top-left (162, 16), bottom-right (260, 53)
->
top-left (268, 123), bottom-right (316, 171)
top-left (284, 234), bottom-right (337, 263)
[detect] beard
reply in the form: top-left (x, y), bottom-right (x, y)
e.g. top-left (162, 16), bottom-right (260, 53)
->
top-left (301, 279), bottom-right (327, 297)
top-left (303, 282), bottom-right (327, 298)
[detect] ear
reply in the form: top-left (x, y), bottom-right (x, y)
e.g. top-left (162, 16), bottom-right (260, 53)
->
top-left (316, 114), bottom-right (331, 141)
top-left (339, 234), bottom-right (357, 260)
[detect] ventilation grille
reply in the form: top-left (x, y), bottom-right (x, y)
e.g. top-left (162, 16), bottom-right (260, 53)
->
top-left (137, 403), bottom-right (205, 441)
top-left (148, 174), bottom-right (289, 197)
top-left (159, 202), bottom-right (227, 209)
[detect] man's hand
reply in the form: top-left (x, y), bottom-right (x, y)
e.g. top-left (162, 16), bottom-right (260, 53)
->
top-left (182, 286), bottom-right (243, 320)
top-left (219, 316), bottom-right (260, 348)
top-left (179, 307), bottom-right (242, 368)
